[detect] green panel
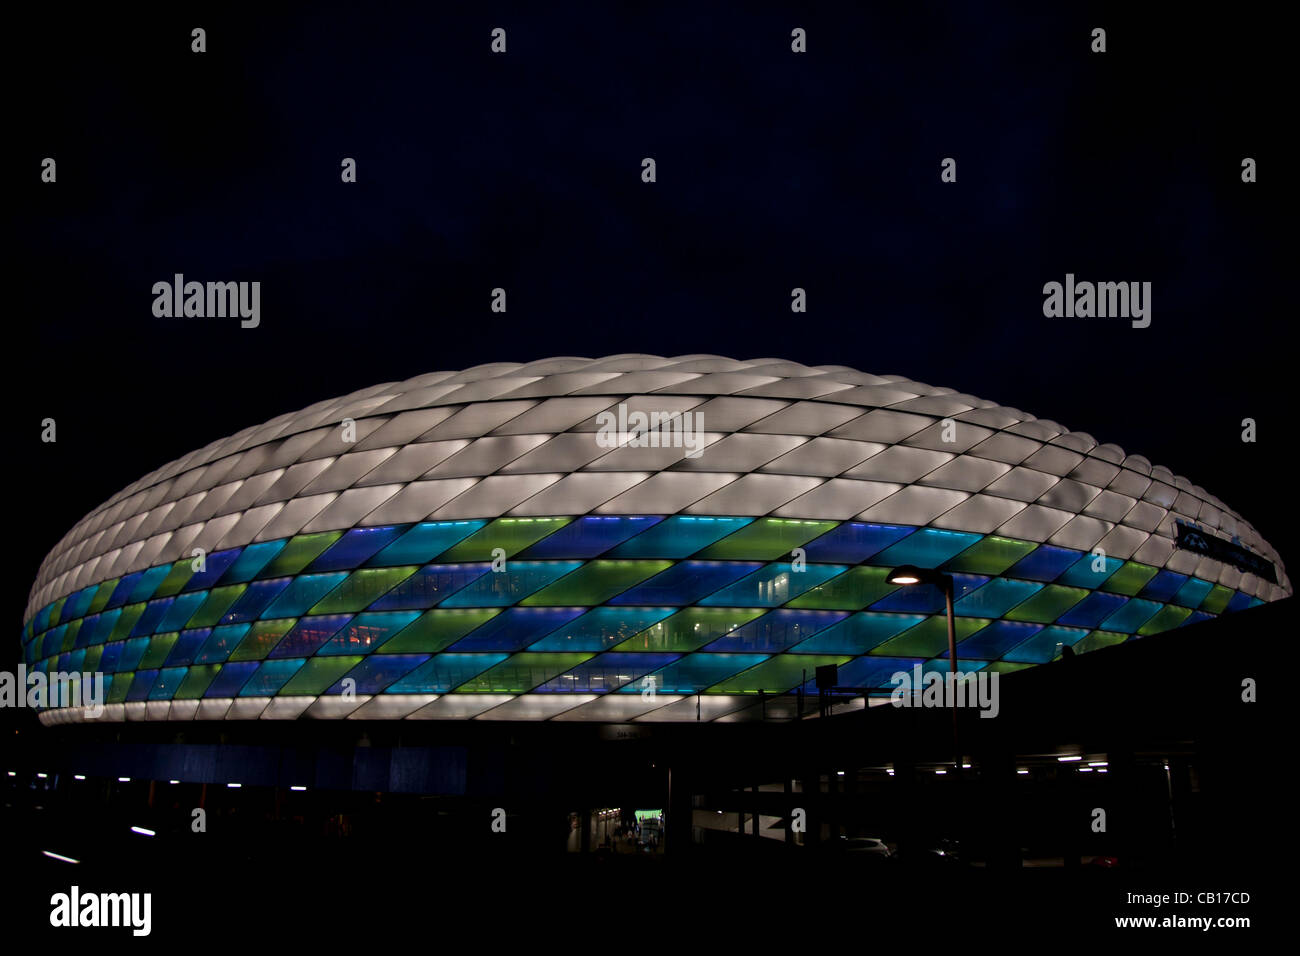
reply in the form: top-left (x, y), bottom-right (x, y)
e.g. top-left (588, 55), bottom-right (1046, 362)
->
top-left (81, 645), bottom-right (104, 672)
top-left (107, 603), bottom-right (147, 644)
top-left (229, 620), bottom-right (295, 662)
top-left (943, 536), bottom-right (1037, 575)
top-left (454, 652), bottom-right (593, 693)
top-left (1200, 584), bottom-right (1233, 615)
top-left (261, 532), bottom-right (344, 577)
top-left (1004, 585), bottom-right (1089, 623)
top-left (87, 579), bottom-right (119, 616)
top-left (60, 619), bottom-right (83, 652)
top-left (139, 633), bottom-right (180, 669)
top-left (616, 607), bottom-right (767, 652)
top-left (152, 562), bottom-right (197, 598)
top-left (1137, 604), bottom-right (1193, 636)
top-left (107, 672), bottom-right (133, 704)
top-left (711, 654), bottom-right (851, 694)
top-left (378, 608), bottom-right (502, 654)
top-left (439, 517), bottom-right (572, 562)
top-left (174, 664), bottom-right (223, 700)
top-left (1074, 630), bottom-right (1128, 655)
top-left (308, 567), bottom-right (419, 614)
top-left (983, 661), bottom-right (1033, 674)
top-left (49, 597), bottom-right (68, 628)
top-left (872, 617), bottom-right (990, 658)
top-left (521, 560), bottom-right (672, 606)
top-left (1102, 561), bottom-right (1159, 596)
top-left (279, 657), bottom-right (364, 696)
top-left (186, 585), bottom-right (249, 628)
top-left (787, 566), bottom-right (898, 610)
top-left (696, 518), bottom-right (840, 560)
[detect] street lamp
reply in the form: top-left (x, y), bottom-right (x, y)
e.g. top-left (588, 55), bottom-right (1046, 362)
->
top-left (886, 565), bottom-right (961, 773)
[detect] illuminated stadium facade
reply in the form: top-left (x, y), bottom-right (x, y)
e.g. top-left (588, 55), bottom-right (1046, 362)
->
top-left (21, 355), bottom-right (1290, 724)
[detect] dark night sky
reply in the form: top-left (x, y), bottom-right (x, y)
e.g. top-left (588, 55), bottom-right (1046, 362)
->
top-left (8, 2), bottom-right (1291, 637)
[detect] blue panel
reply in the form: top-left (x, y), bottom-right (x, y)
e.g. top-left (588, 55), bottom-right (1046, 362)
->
top-left (386, 653), bottom-right (509, 693)
top-left (1007, 545), bottom-right (1083, 582)
top-left (1182, 610), bottom-right (1214, 627)
top-left (129, 598), bottom-right (176, 637)
top-left (195, 624), bottom-right (251, 664)
top-left (1172, 577), bottom-right (1214, 608)
top-left (79, 609), bottom-right (121, 647)
top-left (182, 549), bottom-right (242, 591)
top-left (1056, 591), bottom-right (1129, 628)
top-left (327, 655), bottom-right (427, 694)
top-left (204, 660), bottom-right (260, 697)
top-left (156, 591), bottom-right (209, 632)
top-left (99, 641), bottom-right (125, 673)
top-left (625, 653), bottom-right (768, 693)
top-left (33, 603), bottom-right (55, 634)
top-left (116, 637), bottom-right (151, 672)
top-left (440, 561), bottom-right (584, 607)
top-left (534, 652), bottom-right (678, 692)
top-left (268, 615), bottom-right (354, 658)
top-left (126, 669), bottom-right (159, 702)
top-left (221, 577), bottom-right (293, 624)
top-left (308, 526), bottom-right (407, 572)
top-left (449, 607), bottom-right (587, 652)
top-left (239, 659), bottom-right (305, 696)
top-left (148, 667), bottom-right (188, 701)
top-left (705, 609), bottom-right (848, 652)
top-left (104, 572), bottom-right (144, 611)
top-left (802, 522), bottom-right (914, 564)
top-left (920, 658), bottom-right (987, 676)
top-left (366, 564), bottom-right (491, 610)
top-left (40, 625), bottom-right (67, 659)
top-left (127, 564), bottom-right (173, 604)
top-left (609, 561), bottom-right (763, 606)
top-left (949, 620), bottom-right (1042, 660)
top-left (219, 541), bottom-right (287, 584)
top-left (367, 520), bottom-right (486, 566)
top-left (60, 649), bottom-right (87, 673)
top-left (521, 515), bottom-right (664, 559)
top-left (699, 563), bottom-right (846, 607)
top-left (164, 628), bottom-right (212, 667)
top-left (528, 606), bottom-right (678, 651)
top-left (611, 516), bottom-right (753, 558)
top-left (261, 573), bottom-right (350, 619)
top-left (834, 656), bottom-right (926, 691)
top-left (792, 613), bottom-right (927, 654)
top-left (1101, 598), bottom-right (1162, 634)
top-left (63, 586), bottom-right (99, 622)
top-left (1002, 626), bottom-right (1089, 663)
top-left (318, 611), bottom-right (423, 656)
top-left (1138, 569), bottom-right (1188, 603)
top-left (1224, 591), bottom-right (1253, 613)
top-left (874, 529), bottom-right (983, 570)
top-left (955, 578), bottom-right (1042, 617)
top-left (1058, 554), bottom-right (1126, 589)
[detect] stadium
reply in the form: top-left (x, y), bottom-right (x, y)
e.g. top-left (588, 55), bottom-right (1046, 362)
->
top-left (21, 354), bottom-right (1289, 725)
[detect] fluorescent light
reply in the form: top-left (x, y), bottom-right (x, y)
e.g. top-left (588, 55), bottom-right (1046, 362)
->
top-left (1079, 767), bottom-right (1093, 772)
top-left (37, 773), bottom-right (47, 779)
top-left (227, 782), bottom-right (241, 788)
top-left (962, 763), bottom-right (971, 769)
top-left (130, 826), bottom-right (155, 837)
top-left (74, 775), bottom-right (85, 781)
top-left (935, 769), bottom-right (946, 775)
top-left (1098, 768), bottom-right (1108, 773)
top-left (169, 780), bottom-right (179, 785)
top-left (1088, 761), bottom-right (1108, 767)
top-left (1057, 756), bottom-right (1081, 762)
top-left (290, 786), bottom-right (307, 791)
top-left (42, 850), bottom-right (79, 864)
top-left (1017, 769), bottom-right (1029, 774)
top-left (118, 777), bottom-right (130, 782)
top-left (5, 771), bottom-right (14, 777)
top-left (836, 771), bottom-right (845, 776)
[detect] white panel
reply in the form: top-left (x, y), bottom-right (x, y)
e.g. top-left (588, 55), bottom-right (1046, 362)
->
top-left (353, 407), bottom-right (456, 450)
top-left (968, 432), bottom-right (1042, 465)
top-left (1069, 457), bottom-right (1121, 487)
top-left (227, 698), bottom-right (271, 720)
top-left (254, 493), bottom-right (337, 540)
top-left (419, 401), bottom-right (537, 440)
top-left (674, 433), bottom-right (805, 472)
top-left (222, 469), bottom-right (287, 512)
top-left (685, 474), bottom-right (823, 516)
top-left (901, 421), bottom-right (994, 453)
top-left (424, 435), bottom-right (551, 478)
top-left (746, 401), bottom-right (866, 436)
top-left (929, 493), bottom-right (1027, 534)
top-left (491, 396), bottom-right (620, 434)
top-left (915, 455), bottom-right (1010, 492)
top-left (584, 435), bottom-right (724, 471)
top-left (828, 409), bottom-right (933, 443)
top-left (407, 694), bottom-right (515, 719)
top-left (357, 478), bottom-right (479, 525)
top-left (124, 702), bottom-right (148, 722)
top-left (300, 449), bottom-right (400, 494)
top-left (354, 440), bottom-right (469, 485)
top-left (1022, 445), bottom-right (1086, 477)
top-left (1037, 479), bottom-right (1102, 512)
top-left (653, 371), bottom-right (780, 394)
top-left (996, 505), bottom-right (1075, 543)
top-left (498, 432), bottom-right (616, 474)
top-left (686, 396), bottom-right (791, 431)
top-left (430, 474), bottom-right (563, 519)
top-left (262, 697), bottom-right (315, 719)
top-left (476, 694), bottom-right (599, 720)
top-left (984, 467), bottom-right (1059, 502)
top-left (550, 694), bottom-right (686, 721)
top-left (633, 695), bottom-right (752, 721)
top-left (1122, 501), bottom-right (1167, 532)
top-left (758, 437), bottom-right (883, 477)
top-left (1083, 490), bottom-right (1137, 523)
top-left (196, 698), bottom-right (234, 720)
top-left (145, 701), bottom-right (171, 721)
top-left (304, 695), bottom-right (370, 719)
top-left (736, 377), bottom-right (855, 400)
top-left (167, 700), bottom-right (200, 721)
top-left (596, 472), bottom-right (738, 514)
top-left (1108, 468), bottom-right (1152, 498)
top-left (349, 695), bottom-right (439, 719)
top-left (253, 458), bottom-right (336, 505)
top-left (845, 445), bottom-right (953, 483)
top-left (187, 513), bottom-right (242, 555)
top-left (509, 472), bottom-right (648, 516)
top-left (1049, 515), bottom-right (1111, 551)
top-left (858, 486), bottom-right (969, 524)
top-left (772, 479), bottom-right (900, 520)
top-left (302, 485), bottom-right (405, 531)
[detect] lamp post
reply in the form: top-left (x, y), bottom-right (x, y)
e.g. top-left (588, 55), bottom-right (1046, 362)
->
top-left (886, 565), bottom-right (961, 774)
